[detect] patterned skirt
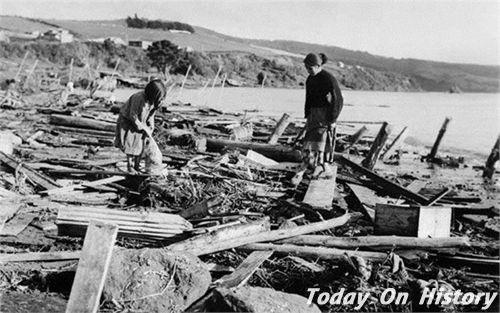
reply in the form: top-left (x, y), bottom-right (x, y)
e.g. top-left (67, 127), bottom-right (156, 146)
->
top-left (302, 106), bottom-right (334, 154)
top-left (114, 115), bottom-right (145, 156)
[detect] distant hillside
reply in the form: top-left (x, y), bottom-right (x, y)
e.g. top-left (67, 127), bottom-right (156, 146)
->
top-left (1, 16), bottom-right (497, 92)
top-left (241, 40), bottom-right (500, 93)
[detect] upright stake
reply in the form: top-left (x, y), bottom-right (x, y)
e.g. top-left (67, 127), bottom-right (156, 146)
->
top-left (361, 122), bottom-right (391, 169)
top-left (177, 64), bottom-right (191, 100)
top-left (23, 60), bottom-right (38, 89)
top-left (216, 73), bottom-right (227, 107)
top-left (381, 126), bottom-right (408, 159)
top-left (483, 135), bottom-right (500, 179)
top-left (14, 51), bottom-right (29, 81)
top-left (110, 58), bottom-right (120, 79)
top-left (428, 117), bottom-right (451, 159)
top-left (343, 125), bottom-right (368, 151)
top-left (68, 58), bottom-right (74, 83)
top-left (268, 113), bottom-right (291, 144)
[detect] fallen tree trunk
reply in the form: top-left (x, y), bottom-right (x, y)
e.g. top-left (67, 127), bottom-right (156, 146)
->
top-left (277, 235), bottom-right (471, 249)
top-left (240, 243), bottom-right (388, 262)
top-left (49, 114), bottom-right (116, 132)
top-left (206, 138), bottom-right (301, 162)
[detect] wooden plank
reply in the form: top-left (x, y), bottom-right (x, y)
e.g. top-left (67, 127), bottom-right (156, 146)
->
top-left (278, 235), bottom-right (470, 249)
top-left (302, 165), bottom-right (337, 209)
top-left (215, 250), bottom-right (273, 288)
top-left (268, 113), bottom-right (291, 144)
top-left (206, 138), bottom-right (302, 162)
top-left (337, 155), bottom-right (429, 204)
top-left (425, 188), bottom-right (451, 206)
top-left (0, 151), bottom-right (61, 190)
top-left (240, 243), bottom-right (388, 262)
top-left (169, 213), bottom-right (353, 256)
top-left (43, 176), bottom-right (124, 195)
top-left (0, 200), bottom-right (22, 233)
top-left (0, 212), bottom-right (36, 236)
top-left (375, 204), bottom-right (452, 238)
top-left (374, 204), bottom-right (420, 236)
top-left (417, 207), bottom-right (452, 238)
top-left (347, 183), bottom-right (377, 222)
top-left (0, 251), bottom-right (81, 263)
top-left (406, 180), bottom-right (427, 193)
top-left (66, 221), bottom-right (118, 313)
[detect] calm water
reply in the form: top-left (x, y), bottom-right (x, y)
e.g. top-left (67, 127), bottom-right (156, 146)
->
top-left (115, 87), bottom-right (500, 155)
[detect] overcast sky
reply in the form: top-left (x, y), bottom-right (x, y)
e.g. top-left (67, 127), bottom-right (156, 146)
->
top-left (1, 0), bottom-right (498, 65)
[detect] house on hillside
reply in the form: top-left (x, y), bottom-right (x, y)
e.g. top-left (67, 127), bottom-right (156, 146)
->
top-left (42, 29), bottom-right (73, 43)
top-left (87, 37), bottom-right (126, 46)
top-left (0, 31), bottom-right (9, 43)
top-left (129, 40), bottom-right (153, 50)
top-left (169, 29), bottom-right (192, 34)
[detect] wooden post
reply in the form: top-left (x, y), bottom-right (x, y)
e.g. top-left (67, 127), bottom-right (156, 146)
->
top-left (268, 113), bottom-right (291, 144)
top-left (427, 117), bottom-right (451, 159)
top-left (110, 58), bottom-right (120, 79)
top-left (177, 64), bottom-right (191, 100)
top-left (14, 51), bottom-right (29, 80)
top-left (483, 135), bottom-right (500, 179)
top-left (361, 122), bottom-right (390, 169)
top-left (66, 221), bottom-right (118, 313)
top-left (380, 126), bottom-right (408, 159)
top-left (343, 125), bottom-right (367, 151)
top-left (216, 73), bottom-right (227, 107)
top-left (23, 60), bottom-right (38, 89)
top-left (68, 58), bottom-right (74, 83)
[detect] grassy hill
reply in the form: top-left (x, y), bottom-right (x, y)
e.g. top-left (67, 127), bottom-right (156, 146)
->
top-left (1, 16), bottom-right (498, 92)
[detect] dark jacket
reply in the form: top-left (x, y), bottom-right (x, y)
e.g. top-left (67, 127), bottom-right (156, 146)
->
top-left (305, 69), bottom-right (343, 123)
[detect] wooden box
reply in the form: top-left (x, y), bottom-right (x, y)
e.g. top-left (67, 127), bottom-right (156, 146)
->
top-left (374, 204), bottom-right (451, 238)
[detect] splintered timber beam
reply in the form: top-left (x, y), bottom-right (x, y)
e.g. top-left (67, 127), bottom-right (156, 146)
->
top-left (168, 213), bottom-right (352, 256)
top-left (268, 113), bottom-right (291, 144)
top-left (66, 221), bottom-right (118, 313)
top-left (0, 251), bottom-right (81, 263)
top-left (276, 235), bottom-right (471, 249)
top-left (337, 155), bottom-right (429, 204)
top-left (427, 117), bottom-right (451, 159)
top-left (342, 125), bottom-right (368, 151)
top-left (381, 126), bottom-right (408, 159)
top-left (214, 250), bottom-right (273, 288)
top-left (361, 121), bottom-right (390, 169)
top-left (0, 151), bottom-right (61, 190)
top-left (483, 135), bottom-right (500, 179)
top-left (206, 138), bottom-right (302, 162)
top-left (240, 243), bottom-right (388, 262)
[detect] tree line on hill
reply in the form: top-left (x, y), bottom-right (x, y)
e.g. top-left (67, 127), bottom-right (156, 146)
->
top-left (125, 14), bottom-right (195, 33)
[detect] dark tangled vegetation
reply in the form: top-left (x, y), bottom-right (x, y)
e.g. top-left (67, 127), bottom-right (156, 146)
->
top-left (126, 14), bottom-right (195, 33)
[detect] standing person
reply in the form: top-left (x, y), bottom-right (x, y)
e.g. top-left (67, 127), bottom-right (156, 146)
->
top-left (292, 53), bottom-right (343, 185)
top-left (115, 79), bottom-right (166, 173)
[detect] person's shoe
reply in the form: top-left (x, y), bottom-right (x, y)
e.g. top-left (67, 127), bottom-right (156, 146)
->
top-left (311, 165), bottom-right (324, 179)
top-left (322, 163), bottom-right (334, 179)
top-left (291, 170), bottom-right (305, 186)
